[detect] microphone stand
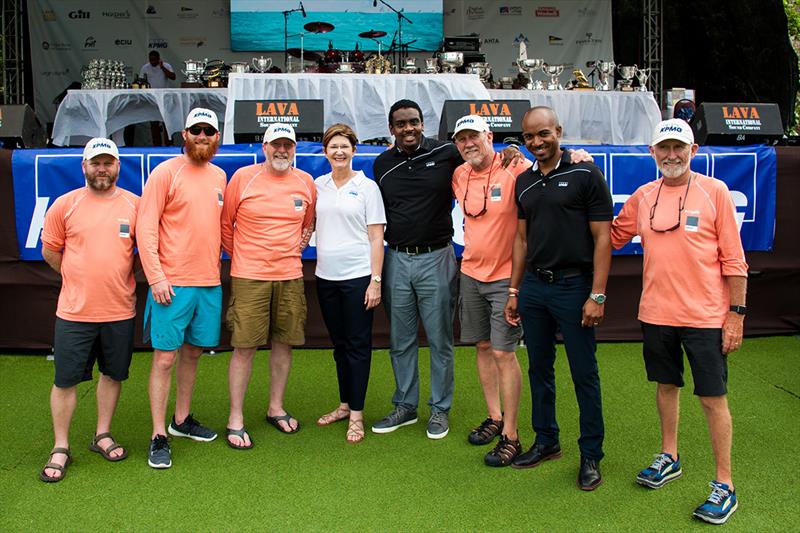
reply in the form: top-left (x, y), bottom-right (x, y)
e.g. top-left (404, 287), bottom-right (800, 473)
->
top-left (283, 4), bottom-right (305, 71)
top-left (375, 0), bottom-right (413, 70)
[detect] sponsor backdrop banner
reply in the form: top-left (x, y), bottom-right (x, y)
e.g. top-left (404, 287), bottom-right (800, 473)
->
top-left (29, 0), bottom-right (613, 126)
top-left (12, 143), bottom-right (775, 261)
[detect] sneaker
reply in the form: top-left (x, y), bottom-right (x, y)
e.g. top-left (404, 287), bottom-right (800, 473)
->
top-left (148, 434), bottom-right (172, 469)
top-left (693, 481), bottom-right (738, 525)
top-left (468, 417), bottom-right (503, 445)
top-left (484, 435), bottom-right (522, 467)
top-left (636, 453), bottom-right (682, 489)
top-left (426, 411), bottom-right (449, 440)
top-left (168, 414), bottom-right (218, 442)
top-left (371, 406), bottom-right (418, 434)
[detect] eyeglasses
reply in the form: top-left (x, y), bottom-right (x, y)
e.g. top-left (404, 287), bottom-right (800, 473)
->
top-left (187, 125), bottom-right (217, 136)
top-left (462, 154), bottom-right (496, 218)
top-left (649, 175), bottom-right (692, 233)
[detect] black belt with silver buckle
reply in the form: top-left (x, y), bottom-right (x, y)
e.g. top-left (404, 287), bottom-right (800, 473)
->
top-left (390, 242), bottom-right (449, 255)
top-left (531, 266), bottom-right (591, 283)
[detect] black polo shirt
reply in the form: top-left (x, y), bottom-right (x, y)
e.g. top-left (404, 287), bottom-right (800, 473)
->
top-left (373, 136), bottom-right (463, 247)
top-left (514, 151), bottom-right (613, 271)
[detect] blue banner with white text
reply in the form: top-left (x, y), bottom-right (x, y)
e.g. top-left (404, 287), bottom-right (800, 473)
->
top-left (12, 143), bottom-right (776, 260)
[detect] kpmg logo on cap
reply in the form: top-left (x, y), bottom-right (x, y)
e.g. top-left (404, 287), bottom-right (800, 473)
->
top-left (457, 118), bottom-right (478, 127)
top-left (660, 125), bottom-right (685, 133)
top-left (194, 111), bottom-right (213, 120)
top-left (92, 141), bottom-right (114, 149)
top-left (273, 126), bottom-right (292, 134)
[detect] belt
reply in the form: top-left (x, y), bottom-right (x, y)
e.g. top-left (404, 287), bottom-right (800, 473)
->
top-left (530, 266), bottom-right (592, 283)
top-left (390, 242), bottom-right (450, 255)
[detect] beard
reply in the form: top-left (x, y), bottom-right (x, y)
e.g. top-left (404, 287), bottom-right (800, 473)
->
top-left (86, 173), bottom-right (117, 192)
top-left (658, 158), bottom-right (690, 179)
top-left (269, 157), bottom-right (291, 172)
top-left (185, 136), bottom-right (219, 163)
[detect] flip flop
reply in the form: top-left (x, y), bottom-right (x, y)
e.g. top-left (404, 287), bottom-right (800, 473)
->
top-left (40, 447), bottom-right (72, 483)
top-left (226, 427), bottom-right (254, 450)
top-left (266, 412), bottom-right (301, 434)
top-left (88, 432), bottom-right (128, 462)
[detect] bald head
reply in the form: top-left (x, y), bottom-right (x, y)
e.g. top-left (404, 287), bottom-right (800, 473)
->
top-left (523, 106), bottom-right (561, 129)
top-left (522, 106), bottom-right (563, 168)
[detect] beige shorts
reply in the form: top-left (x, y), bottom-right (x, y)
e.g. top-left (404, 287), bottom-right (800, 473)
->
top-left (226, 277), bottom-right (307, 348)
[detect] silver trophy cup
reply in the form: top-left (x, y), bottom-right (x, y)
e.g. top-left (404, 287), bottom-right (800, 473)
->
top-left (517, 58), bottom-right (544, 90)
top-left (467, 62), bottom-right (492, 86)
top-left (438, 51), bottom-right (463, 73)
top-left (229, 62), bottom-right (250, 74)
top-left (182, 59), bottom-right (206, 84)
top-left (401, 57), bottom-right (418, 74)
top-left (616, 65), bottom-right (637, 91)
top-left (542, 63), bottom-right (565, 91)
top-left (635, 67), bottom-right (651, 92)
top-left (594, 60), bottom-right (615, 91)
top-left (424, 57), bottom-right (439, 74)
top-left (251, 56), bottom-right (273, 73)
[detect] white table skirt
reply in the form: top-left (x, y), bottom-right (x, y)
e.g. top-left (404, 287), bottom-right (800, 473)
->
top-left (52, 88), bottom-right (228, 147)
top-left (222, 73), bottom-right (491, 144)
top-left (487, 89), bottom-right (662, 145)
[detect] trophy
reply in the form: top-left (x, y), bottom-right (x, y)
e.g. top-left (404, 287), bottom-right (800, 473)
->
top-left (424, 57), bottom-right (439, 74)
top-left (516, 58), bottom-right (544, 90)
top-left (569, 69), bottom-right (592, 90)
top-left (542, 63), bottom-right (564, 90)
top-left (467, 62), bottom-right (492, 87)
top-left (616, 65), bottom-right (637, 91)
top-left (251, 56), bottom-right (272, 73)
top-left (229, 62), bottom-right (250, 74)
top-left (594, 60), bottom-right (615, 91)
top-left (401, 57), bottom-right (418, 74)
top-left (635, 67), bottom-right (651, 92)
top-left (182, 59), bottom-right (206, 84)
top-left (438, 51), bottom-right (464, 73)
top-left (499, 76), bottom-right (515, 89)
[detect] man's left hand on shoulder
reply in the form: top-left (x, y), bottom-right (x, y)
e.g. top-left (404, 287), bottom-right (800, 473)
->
top-left (499, 144), bottom-right (524, 169)
top-left (722, 312), bottom-right (745, 354)
top-left (569, 149), bottom-right (594, 164)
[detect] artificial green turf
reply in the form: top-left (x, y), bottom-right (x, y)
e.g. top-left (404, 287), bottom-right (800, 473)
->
top-left (1, 336), bottom-right (797, 532)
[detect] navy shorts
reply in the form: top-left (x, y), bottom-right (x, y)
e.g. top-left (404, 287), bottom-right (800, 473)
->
top-left (53, 317), bottom-right (135, 388)
top-left (640, 322), bottom-right (728, 396)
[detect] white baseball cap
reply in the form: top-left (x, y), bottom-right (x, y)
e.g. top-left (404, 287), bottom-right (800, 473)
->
top-left (263, 122), bottom-right (297, 144)
top-left (651, 118), bottom-right (694, 146)
top-left (83, 137), bottom-right (119, 160)
top-left (452, 114), bottom-right (490, 139)
top-left (185, 108), bottom-right (219, 131)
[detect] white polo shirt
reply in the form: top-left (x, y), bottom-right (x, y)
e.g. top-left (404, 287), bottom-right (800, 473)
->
top-left (139, 61), bottom-right (174, 88)
top-left (314, 170), bottom-right (386, 281)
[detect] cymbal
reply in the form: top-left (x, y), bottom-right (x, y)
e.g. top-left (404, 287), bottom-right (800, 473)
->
top-left (287, 48), bottom-right (321, 61)
top-left (358, 30), bottom-right (387, 39)
top-left (304, 21), bottom-right (334, 34)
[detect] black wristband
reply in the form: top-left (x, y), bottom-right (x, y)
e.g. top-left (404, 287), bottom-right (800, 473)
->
top-left (729, 305), bottom-right (747, 315)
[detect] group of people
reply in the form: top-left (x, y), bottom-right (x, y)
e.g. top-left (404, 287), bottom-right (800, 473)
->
top-left (39, 100), bottom-right (747, 526)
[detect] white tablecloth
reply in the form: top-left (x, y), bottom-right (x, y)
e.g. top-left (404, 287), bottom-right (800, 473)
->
top-left (223, 73), bottom-right (491, 144)
top-left (487, 89), bottom-right (662, 145)
top-left (52, 88), bottom-right (228, 147)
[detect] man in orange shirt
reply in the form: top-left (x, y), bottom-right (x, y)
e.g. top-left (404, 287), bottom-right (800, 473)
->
top-left (39, 138), bottom-right (139, 482)
top-left (451, 115), bottom-right (529, 466)
top-left (221, 123), bottom-right (316, 448)
top-left (611, 119), bottom-right (748, 524)
top-left (137, 108), bottom-right (227, 469)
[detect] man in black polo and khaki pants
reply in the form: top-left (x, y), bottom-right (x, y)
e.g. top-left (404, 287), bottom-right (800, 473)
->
top-left (504, 106), bottom-right (613, 490)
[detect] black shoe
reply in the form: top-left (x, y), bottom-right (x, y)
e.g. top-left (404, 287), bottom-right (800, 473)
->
top-left (578, 456), bottom-right (602, 491)
top-left (484, 435), bottom-right (522, 467)
top-left (468, 417), bottom-right (503, 445)
top-left (511, 442), bottom-right (562, 469)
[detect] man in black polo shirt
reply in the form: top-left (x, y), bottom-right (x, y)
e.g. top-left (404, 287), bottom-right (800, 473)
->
top-left (371, 99), bottom-right (462, 439)
top-left (504, 106), bottom-right (612, 490)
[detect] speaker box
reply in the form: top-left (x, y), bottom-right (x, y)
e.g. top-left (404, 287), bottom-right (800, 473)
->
top-left (691, 102), bottom-right (783, 145)
top-left (0, 105), bottom-right (47, 148)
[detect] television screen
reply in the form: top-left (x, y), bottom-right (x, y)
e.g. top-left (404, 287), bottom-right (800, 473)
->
top-left (231, 0), bottom-right (443, 53)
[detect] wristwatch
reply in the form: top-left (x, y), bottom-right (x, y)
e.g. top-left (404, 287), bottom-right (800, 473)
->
top-left (371, 275), bottom-right (382, 284)
top-left (729, 305), bottom-right (747, 315)
top-left (589, 293), bottom-right (606, 304)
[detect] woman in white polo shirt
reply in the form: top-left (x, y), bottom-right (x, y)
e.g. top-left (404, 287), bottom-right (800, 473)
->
top-left (313, 123), bottom-right (386, 443)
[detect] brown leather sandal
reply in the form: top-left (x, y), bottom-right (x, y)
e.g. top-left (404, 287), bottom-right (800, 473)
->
top-left (89, 432), bottom-right (128, 462)
top-left (468, 417), bottom-right (504, 445)
top-left (346, 419), bottom-right (365, 444)
top-left (317, 406), bottom-right (351, 426)
top-left (484, 436), bottom-right (522, 467)
top-left (40, 447), bottom-right (72, 482)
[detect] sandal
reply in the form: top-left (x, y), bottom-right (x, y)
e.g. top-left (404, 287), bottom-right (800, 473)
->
top-left (317, 406), bottom-right (351, 426)
top-left (266, 412), bottom-right (301, 434)
top-left (226, 427), bottom-right (254, 450)
top-left (346, 419), bottom-right (365, 444)
top-left (468, 417), bottom-right (504, 445)
top-left (88, 432), bottom-right (128, 462)
top-left (484, 436), bottom-right (522, 467)
top-left (40, 447), bottom-right (72, 483)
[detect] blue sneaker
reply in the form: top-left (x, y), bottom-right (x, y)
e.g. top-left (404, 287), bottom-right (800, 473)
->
top-left (636, 453), bottom-right (682, 488)
top-left (693, 481), bottom-right (738, 525)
